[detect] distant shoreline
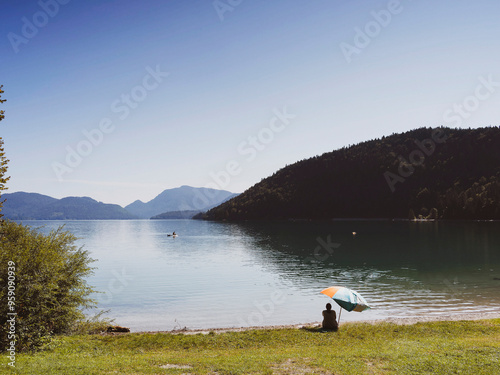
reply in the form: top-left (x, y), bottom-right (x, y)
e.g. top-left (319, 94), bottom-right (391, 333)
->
top-left (133, 312), bottom-right (500, 335)
top-left (11, 217), bottom-right (500, 222)
top-left (205, 217), bottom-right (500, 223)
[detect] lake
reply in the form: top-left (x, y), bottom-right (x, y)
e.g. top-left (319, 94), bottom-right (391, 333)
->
top-left (21, 219), bottom-right (500, 332)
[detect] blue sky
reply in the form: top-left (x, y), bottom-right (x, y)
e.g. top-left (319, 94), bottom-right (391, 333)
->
top-left (1, 0), bottom-right (500, 206)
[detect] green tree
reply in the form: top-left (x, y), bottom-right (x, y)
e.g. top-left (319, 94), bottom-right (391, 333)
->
top-left (0, 221), bottom-right (97, 351)
top-left (0, 85), bottom-right (9, 216)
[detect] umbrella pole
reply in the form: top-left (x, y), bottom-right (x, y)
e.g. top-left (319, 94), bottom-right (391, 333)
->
top-left (338, 307), bottom-right (342, 325)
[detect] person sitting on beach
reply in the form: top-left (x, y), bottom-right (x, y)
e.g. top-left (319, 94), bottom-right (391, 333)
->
top-left (322, 303), bottom-right (338, 331)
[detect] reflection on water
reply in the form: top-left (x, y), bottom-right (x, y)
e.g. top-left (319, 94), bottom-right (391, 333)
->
top-left (20, 219), bottom-right (500, 331)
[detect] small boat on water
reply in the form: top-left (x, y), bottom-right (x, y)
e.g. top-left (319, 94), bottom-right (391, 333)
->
top-left (167, 231), bottom-right (178, 237)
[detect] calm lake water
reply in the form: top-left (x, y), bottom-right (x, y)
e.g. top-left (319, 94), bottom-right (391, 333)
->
top-left (21, 219), bottom-right (500, 332)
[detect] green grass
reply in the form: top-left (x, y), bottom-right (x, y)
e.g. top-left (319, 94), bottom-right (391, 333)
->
top-left (3, 319), bottom-right (500, 374)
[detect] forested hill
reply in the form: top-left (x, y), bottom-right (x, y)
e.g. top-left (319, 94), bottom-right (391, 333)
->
top-left (205, 127), bottom-right (500, 221)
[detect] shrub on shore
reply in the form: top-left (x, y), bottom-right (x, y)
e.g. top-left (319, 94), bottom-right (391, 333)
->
top-left (0, 220), bottom-right (97, 351)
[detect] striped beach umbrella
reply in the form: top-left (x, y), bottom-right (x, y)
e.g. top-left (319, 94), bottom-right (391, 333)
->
top-left (320, 286), bottom-right (371, 323)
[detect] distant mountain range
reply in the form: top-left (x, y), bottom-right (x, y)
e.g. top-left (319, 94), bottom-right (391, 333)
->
top-left (1, 192), bottom-right (135, 220)
top-left (7, 127), bottom-right (499, 222)
top-left (204, 127), bottom-right (500, 221)
top-left (2, 186), bottom-right (237, 220)
top-left (125, 185), bottom-right (237, 219)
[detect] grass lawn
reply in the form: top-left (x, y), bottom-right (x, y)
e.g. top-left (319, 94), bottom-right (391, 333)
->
top-left (3, 319), bottom-right (500, 374)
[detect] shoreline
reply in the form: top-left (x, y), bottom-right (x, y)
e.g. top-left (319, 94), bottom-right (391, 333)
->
top-left (133, 312), bottom-right (500, 335)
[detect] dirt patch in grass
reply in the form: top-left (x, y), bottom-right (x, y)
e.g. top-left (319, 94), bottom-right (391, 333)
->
top-left (159, 364), bottom-right (193, 369)
top-left (272, 358), bottom-right (333, 375)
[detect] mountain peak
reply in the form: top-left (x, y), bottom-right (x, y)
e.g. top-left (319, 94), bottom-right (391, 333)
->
top-left (124, 186), bottom-right (236, 219)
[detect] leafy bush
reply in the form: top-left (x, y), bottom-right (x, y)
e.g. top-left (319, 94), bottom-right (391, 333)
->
top-left (66, 310), bottom-right (114, 336)
top-left (0, 220), bottom-right (97, 351)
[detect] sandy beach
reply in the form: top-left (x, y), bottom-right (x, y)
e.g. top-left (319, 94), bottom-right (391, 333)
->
top-left (135, 312), bottom-right (500, 335)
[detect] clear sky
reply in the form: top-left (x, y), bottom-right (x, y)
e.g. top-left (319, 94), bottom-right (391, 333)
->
top-left (1, 0), bottom-right (500, 206)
